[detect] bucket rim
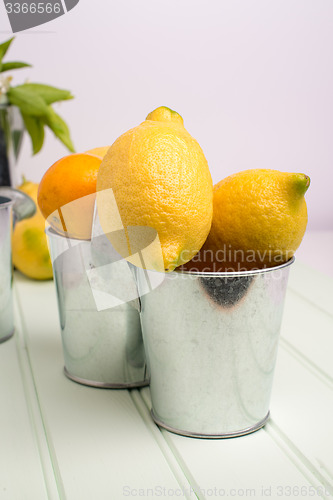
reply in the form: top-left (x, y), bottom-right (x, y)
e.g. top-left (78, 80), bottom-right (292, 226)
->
top-left (176, 256), bottom-right (295, 277)
top-left (45, 226), bottom-right (295, 277)
top-left (45, 225), bottom-right (90, 242)
top-left (0, 196), bottom-right (13, 208)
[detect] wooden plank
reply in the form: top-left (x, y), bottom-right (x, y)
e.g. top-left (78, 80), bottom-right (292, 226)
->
top-left (295, 231), bottom-right (333, 281)
top-left (130, 389), bottom-right (200, 499)
top-left (140, 388), bottom-right (324, 500)
top-left (270, 345), bottom-right (333, 495)
top-left (13, 293), bottom-right (60, 500)
top-left (281, 289), bottom-right (333, 380)
top-left (137, 265), bottom-right (333, 499)
top-left (14, 274), bottom-right (186, 499)
top-left (288, 260), bottom-right (333, 318)
top-left (0, 316), bottom-right (48, 499)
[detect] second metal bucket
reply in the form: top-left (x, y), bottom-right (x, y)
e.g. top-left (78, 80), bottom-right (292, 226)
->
top-left (0, 188), bottom-right (35, 342)
top-left (137, 259), bottom-right (293, 438)
top-left (47, 227), bottom-right (148, 388)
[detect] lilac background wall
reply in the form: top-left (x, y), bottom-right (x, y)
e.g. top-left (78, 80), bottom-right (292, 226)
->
top-left (1, 0), bottom-right (332, 230)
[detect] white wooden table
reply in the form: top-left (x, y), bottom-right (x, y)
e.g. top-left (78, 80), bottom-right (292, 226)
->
top-left (1, 232), bottom-right (332, 500)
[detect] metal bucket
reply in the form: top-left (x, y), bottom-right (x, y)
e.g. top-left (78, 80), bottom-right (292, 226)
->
top-left (0, 188), bottom-right (35, 342)
top-left (0, 196), bottom-right (15, 342)
top-left (46, 227), bottom-right (148, 388)
top-left (136, 259), bottom-right (294, 438)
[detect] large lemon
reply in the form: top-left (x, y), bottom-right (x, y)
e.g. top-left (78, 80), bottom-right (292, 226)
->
top-left (12, 179), bottom-right (53, 280)
top-left (97, 107), bottom-right (213, 271)
top-left (192, 169), bottom-right (310, 271)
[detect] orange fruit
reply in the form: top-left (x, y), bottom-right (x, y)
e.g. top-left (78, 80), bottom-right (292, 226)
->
top-left (97, 106), bottom-right (213, 272)
top-left (37, 153), bottom-right (102, 240)
top-left (184, 169), bottom-right (310, 272)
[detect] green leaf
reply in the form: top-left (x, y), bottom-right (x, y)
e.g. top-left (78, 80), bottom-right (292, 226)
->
top-left (44, 107), bottom-right (75, 152)
top-left (15, 83), bottom-right (73, 104)
top-left (7, 86), bottom-right (49, 117)
top-left (0, 61), bottom-right (31, 73)
top-left (0, 37), bottom-right (14, 65)
top-left (21, 113), bottom-right (45, 155)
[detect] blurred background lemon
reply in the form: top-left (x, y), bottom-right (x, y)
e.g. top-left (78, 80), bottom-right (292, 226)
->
top-left (12, 178), bottom-right (53, 280)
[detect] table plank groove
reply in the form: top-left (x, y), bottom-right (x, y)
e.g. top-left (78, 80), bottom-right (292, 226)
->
top-left (280, 338), bottom-right (333, 390)
top-left (8, 231), bottom-right (332, 499)
top-left (13, 294), bottom-right (61, 500)
top-left (130, 389), bottom-right (200, 500)
top-left (140, 387), bottom-right (321, 500)
top-left (14, 275), bottom-right (191, 499)
top-left (266, 421), bottom-right (333, 499)
top-left (281, 289), bottom-right (333, 381)
top-left (0, 315), bottom-right (49, 499)
top-left (271, 347), bottom-right (333, 492)
top-left (288, 261), bottom-right (333, 318)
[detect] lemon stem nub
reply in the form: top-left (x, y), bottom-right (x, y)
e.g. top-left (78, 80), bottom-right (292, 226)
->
top-left (293, 173), bottom-right (311, 196)
top-left (146, 106), bottom-right (184, 126)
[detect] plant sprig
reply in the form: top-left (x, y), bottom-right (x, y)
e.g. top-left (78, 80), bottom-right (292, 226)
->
top-left (0, 37), bottom-right (75, 155)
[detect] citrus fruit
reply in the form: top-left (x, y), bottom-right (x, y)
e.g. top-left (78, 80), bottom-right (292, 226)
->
top-left (37, 153), bottom-right (102, 240)
top-left (12, 179), bottom-right (53, 280)
top-left (96, 106), bottom-right (213, 272)
top-left (186, 169), bottom-right (310, 272)
top-left (85, 146), bottom-right (110, 159)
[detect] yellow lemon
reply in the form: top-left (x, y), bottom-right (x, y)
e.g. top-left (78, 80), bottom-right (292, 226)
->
top-left (187, 169), bottom-right (310, 271)
top-left (12, 179), bottom-right (53, 280)
top-left (97, 106), bottom-right (213, 271)
top-left (85, 146), bottom-right (110, 159)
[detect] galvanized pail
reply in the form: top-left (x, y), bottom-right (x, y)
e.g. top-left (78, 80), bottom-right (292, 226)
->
top-left (0, 188), bottom-right (35, 342)
top-left (137, 259), bottom-right (293, 438)
top-left (47, 227), bottom-right (148, 388)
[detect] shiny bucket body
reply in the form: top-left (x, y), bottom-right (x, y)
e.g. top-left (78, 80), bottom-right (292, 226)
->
top-left (47, 227), bottom-right (148, 388)
top-left (0, 196), bottom-right (14, 342)
top-left (0, 188), bottom-right (35, 342)
top-left (137, 259), bottom-right (293, 437)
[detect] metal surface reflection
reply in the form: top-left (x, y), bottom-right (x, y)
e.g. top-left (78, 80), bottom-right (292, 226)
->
top-left (0, 188), bottom-right (35, 342)
top-left (47, 227), bottom-right (148, 388)
top-left (137, 260), bottom-right (293, 437)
